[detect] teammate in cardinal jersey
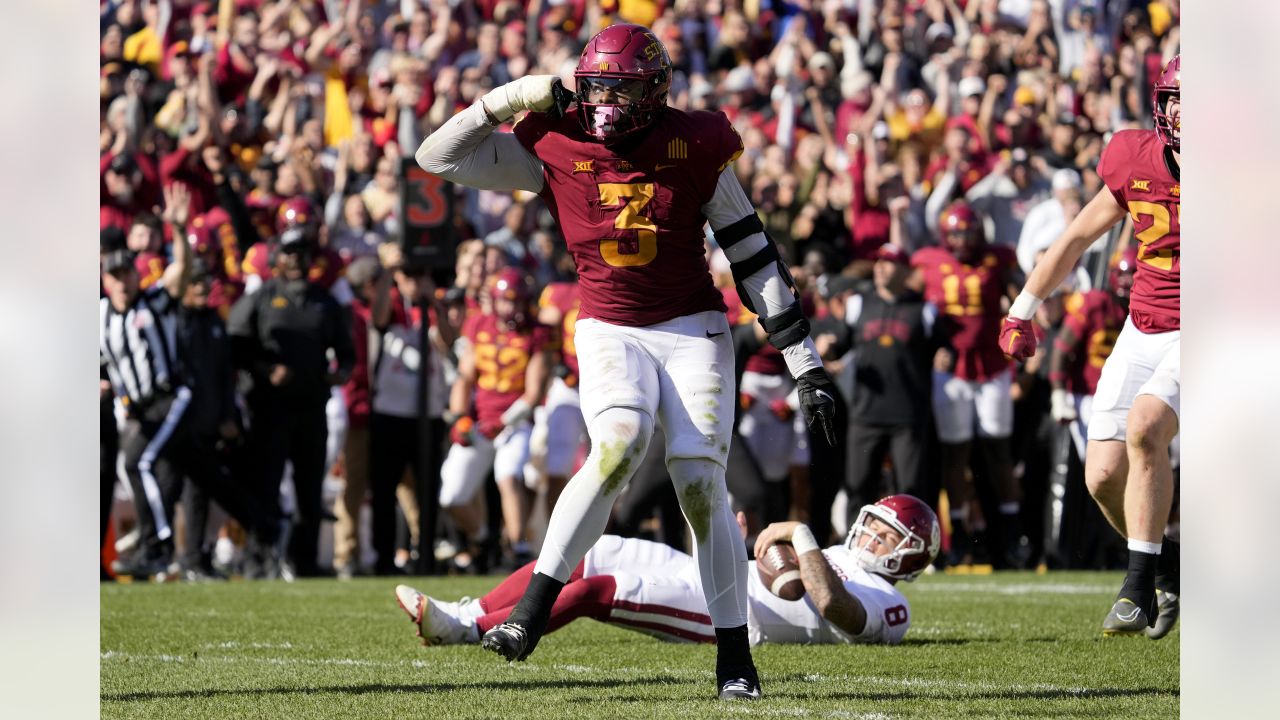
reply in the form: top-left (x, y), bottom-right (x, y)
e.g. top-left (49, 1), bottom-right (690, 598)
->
top-left (910, 200), bottom-right (1027, 568)
top-left (1000, 56), bottom-right (1181, 638)
top-left (528, 279), bottom-right (586, 509)
top-left (394, 495), bottom-right (938, 650)
top-left (415, 23), bottom-right (838, 699)
top-left (440, 268), bottom-right (553, 566)
top-left (1047, 248), bottom-right (1135, 462)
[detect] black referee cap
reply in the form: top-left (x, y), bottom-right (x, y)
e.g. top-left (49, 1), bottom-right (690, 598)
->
top-left (101, 249), bottom-right (136, 274)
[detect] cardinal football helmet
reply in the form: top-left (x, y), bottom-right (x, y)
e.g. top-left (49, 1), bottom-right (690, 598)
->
top-left (574, 23), bottom-right (672, 142)
top-left (1108, 245), bottom-right (1139, 299)
top-left (489, 267), bottom-right (530, 324)
top-left (845, 495), bottom-right (940, 581)
top-left (938, 200), bottom-right (983, 258)
top-left (276, 196), bottom-right (319, 246)
top-left (1152, 54), bottom-right (1180, 150)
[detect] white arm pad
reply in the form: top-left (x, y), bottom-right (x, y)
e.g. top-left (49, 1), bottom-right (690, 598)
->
top-left (702, 169), bottom-right (799, 320)
top-left (703, 168), bottom-right (823, 377)
top-left (479, 75), bottom-right (560, 123)
top-left (415, 101), bottom-right (545, 193)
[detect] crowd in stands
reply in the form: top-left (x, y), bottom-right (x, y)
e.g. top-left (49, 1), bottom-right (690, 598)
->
top-left (100, 0), bottom-right (1181, 580)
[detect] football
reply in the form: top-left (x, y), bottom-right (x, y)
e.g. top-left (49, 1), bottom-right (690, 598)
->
top-left (757, 541), bottom-right (805, 601)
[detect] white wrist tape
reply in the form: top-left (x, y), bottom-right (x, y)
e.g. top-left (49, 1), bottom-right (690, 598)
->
top-left (790, 524), bottom-right (820, 555)
top-left (1009, 291), bottom-right (1044, 321)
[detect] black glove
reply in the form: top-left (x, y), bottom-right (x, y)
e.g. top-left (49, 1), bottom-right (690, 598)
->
top-left (796, 367), bottom-right (839, 447)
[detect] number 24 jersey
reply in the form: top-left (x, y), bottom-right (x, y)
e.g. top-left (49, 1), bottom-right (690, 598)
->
top-left (1097, 129), bottom-right (1180, 333)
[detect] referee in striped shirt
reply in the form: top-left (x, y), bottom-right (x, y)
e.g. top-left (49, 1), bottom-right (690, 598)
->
top-left (99, 185), bottom-right (234, 577)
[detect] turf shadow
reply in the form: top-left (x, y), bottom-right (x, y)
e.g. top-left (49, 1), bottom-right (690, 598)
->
top-left (895, 636), bottom-right (1065, 646)
top-left (101, 675), bottom-right (686, 704)
top-left (768, 686), bottom-right (1178, 703)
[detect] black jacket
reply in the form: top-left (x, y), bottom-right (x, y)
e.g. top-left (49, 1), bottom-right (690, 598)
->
top-left (848, 289), bottom-right (938, 426)
top-left (178, 305), bottom-right (237, 436)
top-left (227, 277), bottom-right (355, 404)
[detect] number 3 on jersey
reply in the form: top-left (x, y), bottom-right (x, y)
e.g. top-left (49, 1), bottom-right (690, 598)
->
top-left (598, 182), bottom-right (658, 267)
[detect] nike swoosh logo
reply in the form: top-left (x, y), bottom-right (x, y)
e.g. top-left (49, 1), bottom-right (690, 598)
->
top-left (1007, 331), bottom-right (1020, 352)
top-left (815, 389), bottom-right (834, 403)
top-left (706, 331), bottom-right (724, 338)
top-left (1117, 605), bottom-right (1142, 623)
top-left (654, 163), bottom-right (676, 171)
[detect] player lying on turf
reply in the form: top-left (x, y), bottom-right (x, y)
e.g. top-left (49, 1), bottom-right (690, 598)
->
top-left (396, 495), bottom-right (939, 648)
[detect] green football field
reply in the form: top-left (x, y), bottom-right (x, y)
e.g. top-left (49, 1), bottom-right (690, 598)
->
top-left (101, 572), bottom-right (1178, 719)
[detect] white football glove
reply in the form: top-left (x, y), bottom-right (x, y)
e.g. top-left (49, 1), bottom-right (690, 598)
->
top-left (1050, 388), bottom-right (1077, 424)
top-left (481, 75), bottom-right (560, 123)
top-left (501, 398), bottom-right (534, 427)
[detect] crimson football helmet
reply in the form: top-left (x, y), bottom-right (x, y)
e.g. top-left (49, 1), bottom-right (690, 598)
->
top-left (845, 495), bottom-right (941, 581)
top-left (276, 196), bottom-right (318, 244)
top-left (574, 23), bottom-right (672, 142)
top-left (939, 200), bottom-right (983, 259)
top-left (1108, 245), bottom-right (1139, 299)
top-left (1152, 54), bottom-right (1180, 150)
top-left (490, 267), bottom-right (530, 324)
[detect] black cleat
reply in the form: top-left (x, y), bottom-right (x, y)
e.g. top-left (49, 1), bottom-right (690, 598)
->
top-left (1101, 598), bottom-right (1153, 636)
top-left (718, 677), bottom-right (763, 701)
top-left (110, 552), bottom-right (171, 580)
top-left (481, 622), bottom-right (532, 661)
top-left (1145, 590), bottom-right (1179, 640)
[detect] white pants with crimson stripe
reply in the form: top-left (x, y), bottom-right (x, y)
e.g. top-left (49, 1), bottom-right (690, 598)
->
top-left (583, 534), bottom-right (716, 643)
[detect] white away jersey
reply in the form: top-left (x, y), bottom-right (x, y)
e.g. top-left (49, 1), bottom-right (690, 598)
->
top-left (746, 545), bottom-right (912, 646)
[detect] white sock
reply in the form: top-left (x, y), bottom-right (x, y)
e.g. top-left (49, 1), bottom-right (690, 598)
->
top-left (533, 407), bottom-right (653, 581)
top-left (1127, 539), bottom-right (1162, 555)
top-left (669, 457), bottom-right (748, 628)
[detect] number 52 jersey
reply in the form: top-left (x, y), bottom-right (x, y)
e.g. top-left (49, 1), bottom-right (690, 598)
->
top-left (513, 107), bottom-right (741, 327)
top-left (1097, 129), bottom-right (1180, 333)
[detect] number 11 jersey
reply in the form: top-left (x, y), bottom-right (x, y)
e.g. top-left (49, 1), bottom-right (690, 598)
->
top-left (513, 106), bottom-right (740, 327)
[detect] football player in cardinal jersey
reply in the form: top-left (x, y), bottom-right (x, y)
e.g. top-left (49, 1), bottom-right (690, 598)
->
top-left (910, 201), bottom-right (1027, 569)
top-left (1047, 248), bottom-right (1135, 463)
top-left (999, 56), bottom-right (1180, 638)
top-left (415, 23), bottom-right (838, 699)
top-left (440, 269), bottom-right (553, 568)
top-left (394, 495), bottom-right (938, 650)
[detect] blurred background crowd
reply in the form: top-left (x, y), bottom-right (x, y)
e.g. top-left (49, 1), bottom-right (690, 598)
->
top-left (100, 0), bottom-right (1180, 581)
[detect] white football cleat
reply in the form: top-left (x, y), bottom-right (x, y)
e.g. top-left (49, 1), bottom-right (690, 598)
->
top-left (395, 584), bottom-right (475, 646)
